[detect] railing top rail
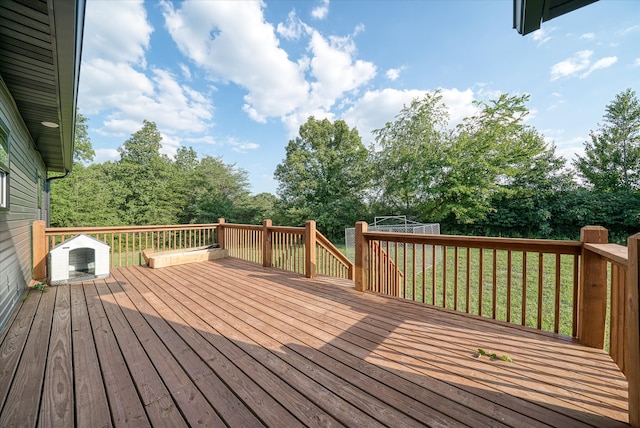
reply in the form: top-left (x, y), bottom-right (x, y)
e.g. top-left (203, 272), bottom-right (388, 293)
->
top-left (221, 224), bottom-right (305, 234)
top-left (316, 231), bottom-right (353, 268)
top-left (268, 226), bottom-right (305, 234)
top-left (221, 224), bottom-right (263, 231)
top-left (45, 224), bottom-right (220, 235)
top-left (362, 230), bottom-right (582, 254)
top-left (583, 243), bottom-right (628, 268)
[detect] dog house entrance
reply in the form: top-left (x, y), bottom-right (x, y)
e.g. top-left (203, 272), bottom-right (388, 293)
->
top-left (68, 247), bottom-right (97, 281)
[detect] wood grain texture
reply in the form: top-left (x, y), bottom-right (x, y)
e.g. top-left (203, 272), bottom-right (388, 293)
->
top-left (0, 259), bottom-right (631, 427)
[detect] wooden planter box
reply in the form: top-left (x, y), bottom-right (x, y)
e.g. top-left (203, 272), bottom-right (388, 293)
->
top-left (142, 246), bottom-right (227, 269)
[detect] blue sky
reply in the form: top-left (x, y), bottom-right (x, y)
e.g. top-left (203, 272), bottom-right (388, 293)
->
top-left (78, 0), bottom-right (640, 195)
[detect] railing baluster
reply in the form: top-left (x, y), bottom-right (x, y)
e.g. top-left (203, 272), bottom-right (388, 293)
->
top-left (554, 254), bottom-right (561, 333)
top-left (538, 253), bottom-right (544, 330)
top-left (454, 246), bottom-right (459, 311)
top-left (522, 251), bottom-right (527, 327)
top-left (478, 248), bottom-right (484, 316)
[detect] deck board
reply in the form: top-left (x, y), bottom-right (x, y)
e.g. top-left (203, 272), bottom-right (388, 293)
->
top-left (70, 282), bottom-right (111, 428)
top-left (0, 257), bottom-right (630, 427)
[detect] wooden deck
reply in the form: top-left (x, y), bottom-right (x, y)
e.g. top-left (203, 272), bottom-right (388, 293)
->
top-left (0, 258), bottom-right (629, 427)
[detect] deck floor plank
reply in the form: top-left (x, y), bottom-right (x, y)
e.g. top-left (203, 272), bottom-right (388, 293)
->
top-left (94, 278), bottom-right (193, 428)
top-left (113, 266), bottom-right (276, 428)
top-left (169, 263), bottom-right (501, 428)
top-left (163, 266), bottom-right (458, 428)
top-left (39, 284), bottom-right (73, 427)
top-left (148, 267), bottom-right (382, 427)
top-left (189, 261), bottom-right (551, 428)
top-left (215, 258), bottom-right (630, 427)
top-left (83, 280), bottom-right (150, 428)
top-left (0, 290), bottom-right (41, 411)
top-left (108, 269), bottom-right (259, 427)
top-left (0, 285), bottom-right (56, 427)
top-left (70, 280), bottom-right (111, 428)
top-left (0, 258), bottom-right (630, 428)
top-left (119, 267), bottom-right (338, 428)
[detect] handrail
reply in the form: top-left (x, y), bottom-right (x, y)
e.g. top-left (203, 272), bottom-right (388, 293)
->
top-left (583, 243), bottom-right (628, 267)
top-left (316, 231), bottom-right (352, 269)
top-left (363, 231), bottom-right (582, 254)
top-left (44, 223), bottom-right (220, 234)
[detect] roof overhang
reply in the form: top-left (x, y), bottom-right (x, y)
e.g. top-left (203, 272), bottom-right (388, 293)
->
top-left (0, 0), bottom-right (85, 173)
top-left (514, 0), bottom-right (599, 35)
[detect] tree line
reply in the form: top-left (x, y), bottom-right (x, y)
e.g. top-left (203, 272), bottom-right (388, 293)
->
top-left (51, 89), bottom-right (640, 243)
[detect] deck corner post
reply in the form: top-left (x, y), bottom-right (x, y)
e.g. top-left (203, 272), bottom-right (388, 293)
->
top-left (217, 218), bottom-right (225, 249)
top-left (354, 221), bottom-right (368, 292)
top-left (32, 220), bottom-right (46, 280)
top-left (578, 226), bottom-right (609, 349)
top-left (305, 220), bottom-right (316, 278)
top-left (263, 219), bottom-right (272, 268)
top-left (627, 233), bottom-right (640, 428)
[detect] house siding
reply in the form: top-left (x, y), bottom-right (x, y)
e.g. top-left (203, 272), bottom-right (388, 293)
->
top-left (0, 77), bottom-right (48, 331)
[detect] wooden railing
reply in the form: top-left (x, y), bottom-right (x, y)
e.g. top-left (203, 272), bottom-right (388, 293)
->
top-left (355, 221), bottom-right (582, 336)
top-left (354, 222), bottom-right (639, 427)
top-left (32, 222), bottom-right (219, 276)
top-left (581, 230), bottom-right (639, 427)
top-left (218, 219), bottom-right (353, 280)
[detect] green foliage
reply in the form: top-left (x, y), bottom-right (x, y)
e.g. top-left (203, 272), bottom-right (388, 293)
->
top-left (476, 349), bottom-right (514, 362)
top-left (274, 117), bottom-right (370, 239)
top-left (73, 111), bottom-right (95, 163)
top-left (574, 88), bottom-right (640, 192)
top-left (51, 120), bottom-right (268, 228)
top-left (371, 91), bottom-right (449, 217)
top-left (50, 89), bottom-right (637, 243)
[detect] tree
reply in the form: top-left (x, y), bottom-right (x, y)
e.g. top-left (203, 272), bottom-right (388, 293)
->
top-left (113, 120), bottom-right (177, 225)
top-left (73, 111), bottom-right (95, 163)
top-left (371, 91), bottom-right (449, 217)
top-left (574, 88), bottom-right (640, 192)
top-left (50, 112), bottom-right (119, 227)
top-left (186, 156), bottom-right (251, 224)
top-left (274, 117), bottom-right (370, 239)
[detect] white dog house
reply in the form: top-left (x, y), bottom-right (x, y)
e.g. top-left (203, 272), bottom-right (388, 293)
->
top-left (48, 234), bottom-right (110, 285)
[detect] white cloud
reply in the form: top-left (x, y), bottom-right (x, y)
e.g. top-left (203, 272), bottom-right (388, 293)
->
top-left (386, 67), bottom-right (403, 81)
top-left (580, 33), bottom-right (595, 40)
top-left (341, 87), bottom-right (476, 145)
top-left (619, 25), bottom-right (640, 36)
top-left (162, 1), bottom-right (310, 120)
top-left (549, 51), bottom-right (617, 81)
top-left (80, 60), bottom-right (214, 139)
top-left (179, 64), bottom-right (192, 80)
top-left (311, 0), bottom-right (330, 20)
top-left (94, 148), bottom-right (120, 164)
top-left (277, 11), bottom-right (307, 40)
top-left (550, 50), bottom-right (593, 80)
top-left (581, 56), bottom-right (617, 78)
top-left (163, 0), bottom-right (376, 137)
top-left (306, 31), bottom-right (377, 110)
top-left (83, 0), bottom-right (152, 65)
top-left (635, 58), bottom-right (640, 67)
top-left (532, 27), bottom-right (552, 45)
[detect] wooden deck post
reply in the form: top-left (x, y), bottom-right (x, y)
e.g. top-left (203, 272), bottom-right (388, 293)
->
top-left (262, 219), bottom-right (272, 268)
top-left (354, 221), bottom-right (368, 292)
top-left (32, 220), bottom-right (46, 280)
top-left (305, 220), bottom-right (316, 278)
top-left (628, 233), bottom-right (640, 428)
top-left (578, 226), bottom-right (609, 349)
top-left (217, 218), bottom-right (225, 249)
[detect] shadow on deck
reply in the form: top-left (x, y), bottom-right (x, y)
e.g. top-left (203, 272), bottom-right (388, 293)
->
top-left (0, 258), bottom-right (629, 427)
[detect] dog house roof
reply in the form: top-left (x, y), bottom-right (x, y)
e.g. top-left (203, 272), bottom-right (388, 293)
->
top-left (49, 234), bottom-right (110, 252)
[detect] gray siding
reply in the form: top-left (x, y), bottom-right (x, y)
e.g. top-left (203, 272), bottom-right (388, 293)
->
top-left (0, 78), bottom-right (48, 331)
